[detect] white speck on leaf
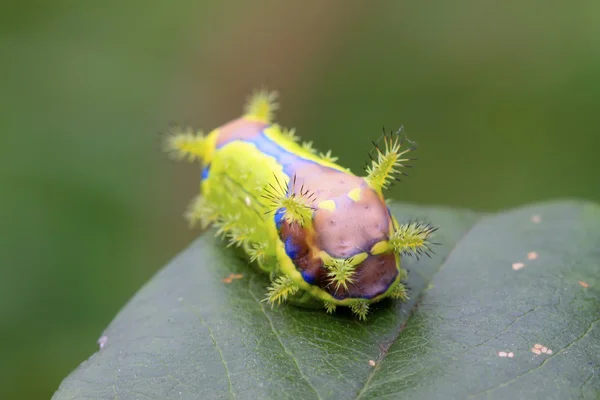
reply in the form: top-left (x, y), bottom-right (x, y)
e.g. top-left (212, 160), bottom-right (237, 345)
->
top-left (512, 262), bottom-right (525, 271)
top-left (98, 335), bottom-right (108, 349)
top-left (532, 343), bottom-right (552, 355)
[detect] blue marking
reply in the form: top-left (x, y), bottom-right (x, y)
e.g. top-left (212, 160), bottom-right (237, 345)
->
top-left (217, 130), bottom-right (338, 177)
top-left (284, 236), bottom-right (299, 260)
top-left (301, 270), bottom-right (316, 285)
top-left (201, 164), bottom-right (210, 180)
top-left (274, 207), bottom-right (286, 230)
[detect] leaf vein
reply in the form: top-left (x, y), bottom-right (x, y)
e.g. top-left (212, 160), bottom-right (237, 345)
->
top-left (249, 275), bottom-right (322, 400)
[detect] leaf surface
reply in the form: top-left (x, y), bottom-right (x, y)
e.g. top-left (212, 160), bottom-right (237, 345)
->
top-left (53, 201), bottom-right (600, 399)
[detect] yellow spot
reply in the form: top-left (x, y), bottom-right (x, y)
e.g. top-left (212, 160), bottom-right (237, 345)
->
top-left (347, 187), bottom-right (362, 202)
top-left (508, 352), bottom-right (514, 358)
top-left (368, 360), bottom-right (376, 367)
top-left (370, 241), bottom-right (389, 255)
top-left (533, 343), bottom-right (543, 349)
top-left (350, 252), bottom-right (368, 265)
top-left (531, 348), bottom-right (542, 355)
top-left (527, 251), bottom-right (538, 260)
top-left (512, 262), bottom-right (525, 271)
top-left (318, 200), bottom-right (336, 211)
top-left (579, 280), bottom-right (590, 288)
top-left (531, 214), bottom-right (541, 223)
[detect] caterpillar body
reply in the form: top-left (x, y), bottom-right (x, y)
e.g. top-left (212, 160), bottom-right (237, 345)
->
top-left (165, 90), bottom-right (437, 320)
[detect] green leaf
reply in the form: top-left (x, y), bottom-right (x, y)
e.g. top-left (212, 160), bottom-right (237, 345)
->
top-left (53, 201), bottom-right (600, 399)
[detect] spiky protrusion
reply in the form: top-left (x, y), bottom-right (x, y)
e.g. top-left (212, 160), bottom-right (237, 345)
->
top-left (213, 213), bottom-right (241, 239)
top-left (244, 89), bottom-right (278, 123)
top-left (164, 126), bottom-right (207, 162)
top-left (350, 300), bottom-right (370, 321)
top-left (248, 241), bottom-right (268, 263)
top-left (301, 141), bottom-right (317, 155)
top-left (390, 282), bottom-right (409, 302)
top-left (324, 257), bottom-right (358, 293)
top-left (319, 150), bottom-right (338, 163)
top-left (265, 276), bottom-right (300, 307)
top-left (281, 126), bottom-right (300, 143)
top-left (262, 175), bottom-right (315, 226)
top-left (185, 195), bottom-right (218, 229)
top-left (389, 222), bottom-right (438, 259)
top-left (324, 301), bottom-right (337, 314)
top-left (225, 225), bottom-right (255, 248)
top-left (365, 128), bottom-right (415, 191)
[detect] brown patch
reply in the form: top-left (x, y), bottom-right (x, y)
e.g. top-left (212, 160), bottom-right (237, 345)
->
top-left (221, 273), bottom-right (244, 284)
top-left (279, 220), bottom-right (324, 284)
top-left (531, 214), bottom-right (541, 223)
top-left (578, 280), bottom-right (589, 288)
top-left (368, 360), bottom-right (376, 367)
top-left (527, 251), bottom-right (538, 260)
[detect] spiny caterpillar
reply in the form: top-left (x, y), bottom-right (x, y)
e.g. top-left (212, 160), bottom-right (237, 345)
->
top-left (164, 89), bottom-right (438, 320)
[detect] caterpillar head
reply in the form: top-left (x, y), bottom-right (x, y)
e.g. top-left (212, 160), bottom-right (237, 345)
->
top-left (272, 169), bottom-right (406, 303)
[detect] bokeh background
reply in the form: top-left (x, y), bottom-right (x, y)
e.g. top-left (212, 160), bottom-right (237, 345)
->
top-left (2, 1), bottom-right (599, 398)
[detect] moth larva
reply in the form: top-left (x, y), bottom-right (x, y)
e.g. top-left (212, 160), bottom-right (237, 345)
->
top-left (165, 90), bottom-right (437, 320)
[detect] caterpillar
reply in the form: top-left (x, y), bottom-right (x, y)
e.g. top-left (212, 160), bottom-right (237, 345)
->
top-left (164, 89), bottom-right (437, 320)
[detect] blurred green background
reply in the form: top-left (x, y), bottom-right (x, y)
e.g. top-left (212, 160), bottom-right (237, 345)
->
top-left (1, 1), bottom-right (599, 398)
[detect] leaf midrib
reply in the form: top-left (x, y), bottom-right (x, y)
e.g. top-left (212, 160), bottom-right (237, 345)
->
top-left (354, 211), bottom-right (485, 399)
